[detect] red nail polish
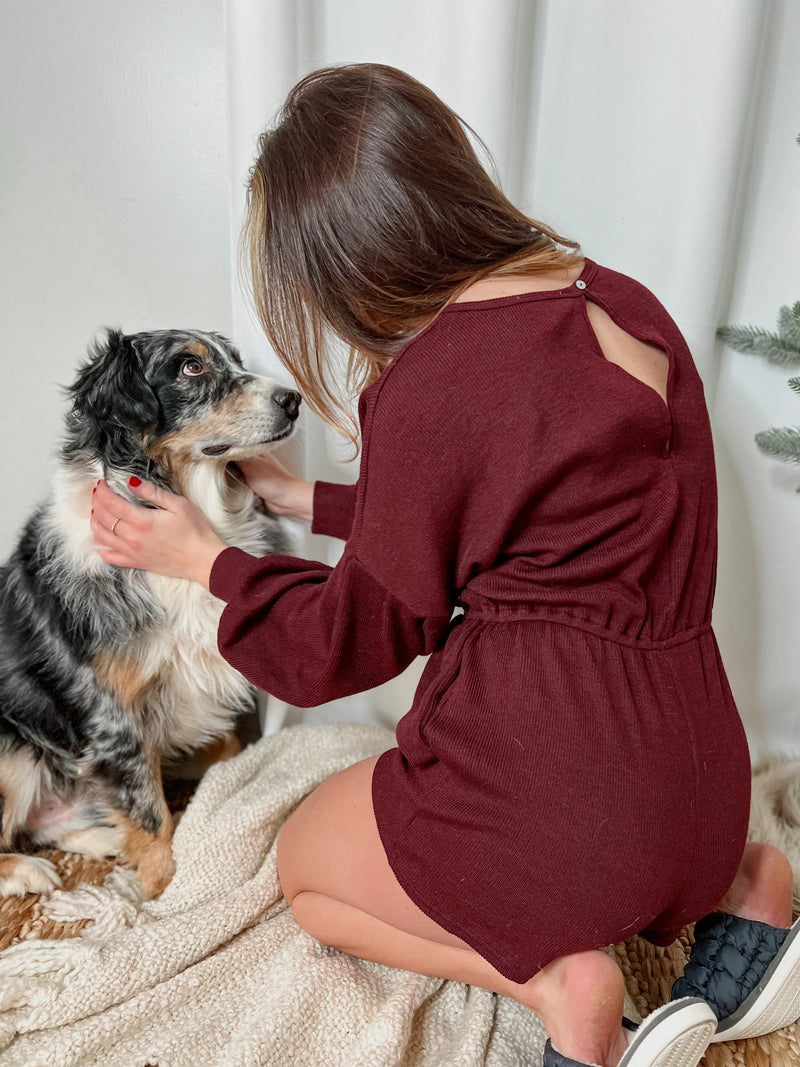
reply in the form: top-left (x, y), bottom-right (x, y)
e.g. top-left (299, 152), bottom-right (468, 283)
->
top-left (92, 486), bottom-right (96, 495)
top-left (91, 508), bottom-right (94, 514)
top-left (128, 476), bottom-right (142, 487)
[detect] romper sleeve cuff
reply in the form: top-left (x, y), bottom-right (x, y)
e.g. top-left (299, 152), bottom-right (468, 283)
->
top-left (208, 545), bottom-right (259, 604)
top-left (311, 480), bottom-right (358, 541)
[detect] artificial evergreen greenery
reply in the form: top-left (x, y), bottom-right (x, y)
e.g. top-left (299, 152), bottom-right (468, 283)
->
top-left (717, 134), bottom-right (800, 487)
top-left (718, 302), bottom-right (800, 485)
top-left (718, 302), bottom-right (800, 366)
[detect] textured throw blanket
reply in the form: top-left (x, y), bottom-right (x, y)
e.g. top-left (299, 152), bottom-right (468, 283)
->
top-left (6, 723), bottom-right (796, 1067)
top-left (0, 722), bottom-right (587, 1067)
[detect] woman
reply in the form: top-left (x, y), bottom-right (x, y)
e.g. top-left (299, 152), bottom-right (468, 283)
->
top-left (91, 65), bottom-right (799, 1067)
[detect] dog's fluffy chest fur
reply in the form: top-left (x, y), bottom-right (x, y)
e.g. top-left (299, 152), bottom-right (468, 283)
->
top-left (52, 458), bottom-right (283, 756)
top-left (135, 580), bottom-right (252, 753)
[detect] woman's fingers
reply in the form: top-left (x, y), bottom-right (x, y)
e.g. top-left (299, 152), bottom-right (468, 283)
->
top-left (91, 479), bottom-right (165, 561)
top-left (125, 474), bottom-right (178, 511)
top-left (92, 480), bottom-right (141, 542)
top-left (96, 544), bottom-right (135, 567)
top-left (236, 454), bottom-right (308, 517)
top-left (92, 478), bottom-right (183, 535)
top-left (237, 453), bottom-right (291, 482)
top-left (88, 476), bottom-right (227, 586)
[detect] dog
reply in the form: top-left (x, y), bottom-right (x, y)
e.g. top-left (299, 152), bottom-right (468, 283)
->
top-left (0, 328), bottom-right (300, 899)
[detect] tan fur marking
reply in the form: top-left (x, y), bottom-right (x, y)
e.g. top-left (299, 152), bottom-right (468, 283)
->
top-left (183, 341), bottom-right (208, 357)
top-left (194, 731), bottom-right (242, 767)
top-left (147, 392), bottom-right (272, 468)
top-left (0, 855), bottom-right (23, 877)
top-left (108, 754), bottom-right (175, 899)
top-left (113, 812), bottom-right (175, 899)
top-left (92, 651), bottom-right (153, 709)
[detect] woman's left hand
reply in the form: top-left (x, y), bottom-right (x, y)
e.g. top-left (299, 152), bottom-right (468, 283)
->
top-left (91, 477), bottom-right (228, 589)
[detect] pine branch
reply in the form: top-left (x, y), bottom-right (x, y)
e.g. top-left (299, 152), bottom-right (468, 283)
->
top-left (717, 322), bottom-right (800, 364)
top-left (777, 302), bottom-right (800, 347)
top-left (755, 426), bottom-right (800, 464)
top-left (744, 133), bottom-right (800, 488)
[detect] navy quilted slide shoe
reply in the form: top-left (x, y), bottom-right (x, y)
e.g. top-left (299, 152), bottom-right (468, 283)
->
top-left (671, 911), bottom-right (800, 1042)
top-left (541, 997), bottom-right (717, 1067)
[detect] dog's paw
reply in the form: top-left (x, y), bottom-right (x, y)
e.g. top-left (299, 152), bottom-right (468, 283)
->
top-left (137, 853), bottom-right (177, 900)
top-left (121, 844), bottom-right (176, 900)
top-left (0, 855), bottom-right (62, 897)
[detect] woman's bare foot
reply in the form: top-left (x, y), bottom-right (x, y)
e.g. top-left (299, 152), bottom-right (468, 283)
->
top-left (524, 949), bottom-right (629, 1066)
top-left (716, 842), bottom-right (794, 928)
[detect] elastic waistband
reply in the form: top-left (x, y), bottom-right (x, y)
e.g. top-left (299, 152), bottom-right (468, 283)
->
top-left (460, 606), bottom-right (713, 651)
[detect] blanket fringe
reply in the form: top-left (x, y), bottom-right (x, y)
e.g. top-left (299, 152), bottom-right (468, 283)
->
top-left (41, 867), bottom-right (144, 940)
top-left (0, 937), bottom-right (85, 1011)
top-left (0, 868), bottom-right (142, 1018)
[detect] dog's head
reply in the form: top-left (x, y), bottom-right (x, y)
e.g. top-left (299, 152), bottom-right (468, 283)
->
top-left (64, 329), bottom-right (301, 486)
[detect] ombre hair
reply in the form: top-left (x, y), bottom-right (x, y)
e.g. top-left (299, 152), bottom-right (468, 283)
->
top-left (243, 63), bottom-right (581, 453)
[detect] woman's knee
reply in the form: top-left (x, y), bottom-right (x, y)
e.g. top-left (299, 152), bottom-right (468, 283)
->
top-left (286, 890), bottom-right (322, 939)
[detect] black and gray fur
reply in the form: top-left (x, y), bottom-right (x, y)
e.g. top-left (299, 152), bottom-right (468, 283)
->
top-left (0, 329), bottom-right (301, 897)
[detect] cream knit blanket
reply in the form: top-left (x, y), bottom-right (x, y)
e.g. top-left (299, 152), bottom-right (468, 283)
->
top-left (0, 722), bottom-right (581, 1067)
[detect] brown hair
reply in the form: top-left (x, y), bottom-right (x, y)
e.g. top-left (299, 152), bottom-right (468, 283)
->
top-left (243, 63), bottom-right (581, 454)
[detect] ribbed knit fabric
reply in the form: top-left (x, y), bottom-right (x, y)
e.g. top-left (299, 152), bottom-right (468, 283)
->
top-left (209, 258), bottom-right (752, 983)
top-left (311, 480), bottom-right (356, 541)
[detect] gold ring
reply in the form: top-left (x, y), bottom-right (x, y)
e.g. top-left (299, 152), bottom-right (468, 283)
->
top-left (111, 517), bottom-right (121, 535)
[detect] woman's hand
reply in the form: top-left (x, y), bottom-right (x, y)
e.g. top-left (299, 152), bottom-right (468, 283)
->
top-left (236, 453), bottom-right (314, 523)
top-left (91, 477), bottom-right (228, 589)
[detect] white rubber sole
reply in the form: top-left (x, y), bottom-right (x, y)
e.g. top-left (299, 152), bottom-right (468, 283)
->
top-left (619, 998), bottom-right (717, 1067)
top-left (712, 916), bottom-right (800, 1042)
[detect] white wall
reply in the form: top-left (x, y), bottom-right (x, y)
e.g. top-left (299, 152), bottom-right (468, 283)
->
top-left (0, 0), bottom-right (232, 556)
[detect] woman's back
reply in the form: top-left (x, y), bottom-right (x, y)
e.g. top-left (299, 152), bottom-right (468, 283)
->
top-left (357, 257), bottom-right (717, 644)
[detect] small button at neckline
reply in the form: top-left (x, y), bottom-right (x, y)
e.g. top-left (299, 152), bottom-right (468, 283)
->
top-left (575, 279), bottom-right (587, 290)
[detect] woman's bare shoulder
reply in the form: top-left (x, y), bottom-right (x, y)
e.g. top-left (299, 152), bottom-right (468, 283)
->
top-left (452, 259), bottom-right (585, 303)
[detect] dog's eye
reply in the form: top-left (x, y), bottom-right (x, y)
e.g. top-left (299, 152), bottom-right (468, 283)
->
top-left (181, 358), bottom-right (205, 377)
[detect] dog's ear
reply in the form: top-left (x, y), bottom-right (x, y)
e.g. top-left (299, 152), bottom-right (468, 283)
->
top-left (70, 330), bottom-right (161, 428)
top-left (64, 330), bottom-right (163, 465)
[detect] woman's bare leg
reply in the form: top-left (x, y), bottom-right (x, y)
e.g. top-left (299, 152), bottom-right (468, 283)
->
top-left (277, 755), bottom-right (629, 1067)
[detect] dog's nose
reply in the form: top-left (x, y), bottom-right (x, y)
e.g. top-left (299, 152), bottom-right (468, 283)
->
top-left (272, 389), bottom-right (302, 421)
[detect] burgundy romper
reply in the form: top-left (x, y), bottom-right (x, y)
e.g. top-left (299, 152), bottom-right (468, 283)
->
top-left (209, 257), bottom-right (752, 984)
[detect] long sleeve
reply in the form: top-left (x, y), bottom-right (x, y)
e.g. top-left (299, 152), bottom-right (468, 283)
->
top-left (209, 338), bottom-right (481, 707)
top-left (310, 480), bottom-right (357, 540)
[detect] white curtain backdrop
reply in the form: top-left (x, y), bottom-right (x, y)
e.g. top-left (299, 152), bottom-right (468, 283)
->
top-left (1, 0), bottom-right (798, 758)
top-left (222, 0), bottom-right (800, 758)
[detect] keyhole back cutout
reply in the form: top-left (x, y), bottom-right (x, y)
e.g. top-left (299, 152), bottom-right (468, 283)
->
top-left (584, 300), bottom-right (670, 412)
